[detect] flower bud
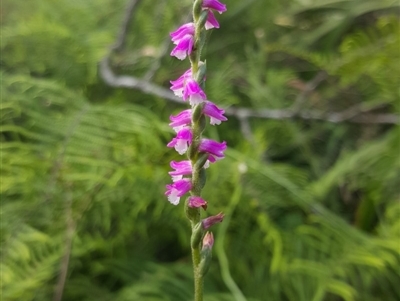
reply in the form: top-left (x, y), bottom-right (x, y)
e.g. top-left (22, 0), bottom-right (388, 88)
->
top-left (188, 196), bottom-right (208, 210)
top-left (199, 232), bottom-right (214, 277)
top-left (202, 231), bottom-right (214, 250)
top-left (185, 197), bottom-right (200, 222)
top-left (201, 212), bottom-right (224, 229)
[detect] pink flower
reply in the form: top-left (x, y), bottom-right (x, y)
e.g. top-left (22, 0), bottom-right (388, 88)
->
top-left (165, 179), bottom-right (192, 205)
top-left (170, 34), bottom-right (195, 60)
top-left (170, 23), bottom-right (195, 44)
top-left (183, 78), bottom-right (207, 105)
top-left (169, 160), bottom-right (192, 181)
top-left (199, 139), bottom-right (227, 160)
top-left (202, 0), bottom-right (227, 14)
top-left (167, 127), bottom-right (193, 155)
top-left (169, 109), bottom-right (192, 132)
top-left (188, 196), bottom-right (208, 210)
top-left (167, 2), bottom-right (228, 207)
top-left (202, 212), bottom-right (224, 229)
top-left (170, 69), bottom-right (192, 97)
top-left (168, 101), bottom-right (226, 131)
top-left (203, 101), bottom-right (227, 125)
top-left (205, 10), bottom-right (220, 30)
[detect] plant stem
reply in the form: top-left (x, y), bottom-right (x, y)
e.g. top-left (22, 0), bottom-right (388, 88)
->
top-left (192, 224), bottom-right (203, 301)
top-left (190, 2), bottom-right (205, 300)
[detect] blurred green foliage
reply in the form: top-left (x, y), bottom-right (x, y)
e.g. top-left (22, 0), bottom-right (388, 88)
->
top-left (1, 0), bottom-right (399, 300)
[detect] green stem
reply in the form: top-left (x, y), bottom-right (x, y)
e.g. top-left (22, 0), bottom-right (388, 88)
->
top-left (191, 231), bottom-right (203, 301)
top-left (189, 2), bottom-right (207, 300)
top-left (190, 123), bottom-right (203, 301)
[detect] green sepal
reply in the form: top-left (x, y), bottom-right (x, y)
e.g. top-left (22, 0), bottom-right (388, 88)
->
top-left (193, 0), bottom-right (203, 22)
top-left (189, 51), bottom-right (197, 66)
top-left (191, 222), bottom-right (204, 249)
top-left (198, 114), bottom-right (206, 133)
top-left (197, 29), bottom-right (208, 56)
top-left (194, 153), bottom-right (209, 170)
top-left (196, 61), bottom-right (207, 84)
top-left (199, 248), bottom-right (212, 277)
top-left (196, 10), bottom-right (209, 32)
top-left (188, 143), bottom-right (198, 161)
top-left (185, 197), bottom-right (200, 222)
top-left (198, 167), bottom-right (207, 190)
top-left (191, 170), bottom-right (198, 194)
top-left (191, 163), bottom-right (206, 194)
top-left (192, 102), bottom-right (205, 123)
top-left (191, 111), bottom-right (206, 136)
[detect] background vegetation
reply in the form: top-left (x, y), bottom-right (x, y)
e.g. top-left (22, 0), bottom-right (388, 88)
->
top-left (1, 0), bottom-right (399, 300)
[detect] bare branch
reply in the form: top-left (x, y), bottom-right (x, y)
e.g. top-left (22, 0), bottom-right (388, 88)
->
top-left (100, 57), bottom-right (184, 104)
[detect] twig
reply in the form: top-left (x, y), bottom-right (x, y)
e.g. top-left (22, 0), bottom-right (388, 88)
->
top-left (100, 57), bottom-right (184, 104)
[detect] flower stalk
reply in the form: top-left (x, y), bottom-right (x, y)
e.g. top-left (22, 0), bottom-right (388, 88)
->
top-left (166, 1), bottom-right (227, 300)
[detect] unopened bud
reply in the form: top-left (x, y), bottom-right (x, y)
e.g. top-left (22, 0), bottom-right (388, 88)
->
top-left (188, 196), bottom-right (208, 210)
top-left (202, 231), bottom-right (214, 250)
top-left (201, 212), bottom-right (224, 230)
top-left (199, 232), bottom-right (214, 277)
top-left (185, 197), bottom-right (200, 222)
